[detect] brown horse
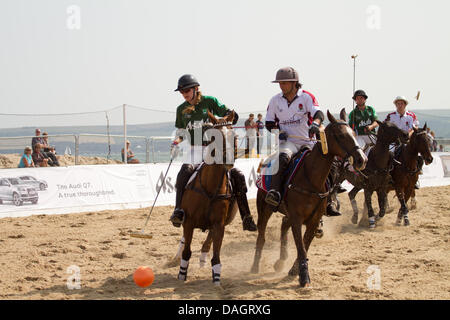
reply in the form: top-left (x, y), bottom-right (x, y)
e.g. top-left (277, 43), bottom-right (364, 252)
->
top-left (251, 110), bottom-right (368, 287)
top-left (387, 124), bottom-right (433, 226)
top-left (176, 110), bottom-right (239, 286)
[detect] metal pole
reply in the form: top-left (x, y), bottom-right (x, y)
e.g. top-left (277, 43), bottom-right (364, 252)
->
top-left (145, 138), bottom-right (150, 163)
top-left (123, 104), bottom-right (127, 164)
top-left (352, 55), bottom-right (358, 109)
top-left (75, 135), bottom-right (79, 165)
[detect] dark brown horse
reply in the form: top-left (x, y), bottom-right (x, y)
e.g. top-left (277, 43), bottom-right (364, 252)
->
top-left (386, 124), bottom-right (433, 226)
top-left (176, 111), bottom-right (239, 286)
top-left (335, 111), bottom-right (410, 228)
top-left (251, 110), bottom-right (368, 287)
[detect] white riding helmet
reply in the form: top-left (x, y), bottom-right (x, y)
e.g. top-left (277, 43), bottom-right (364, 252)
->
top-left (393, 96), bottom-right (409, 105)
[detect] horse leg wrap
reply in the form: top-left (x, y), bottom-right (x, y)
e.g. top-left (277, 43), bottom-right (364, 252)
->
top-left (199, 252), bottom-right (208, 268)
top-left (178, 258), bottom-right (189, 281)
top-left (299, 259), bottom-right (310, 287)
top-left (368, 217), bottom-right (376, 229)
top-left (211, 263), bottom-right (222, 285)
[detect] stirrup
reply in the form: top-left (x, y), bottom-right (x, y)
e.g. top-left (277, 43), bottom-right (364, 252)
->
top-left (170, 208), bottom-right (185, 227)
top-left (265, 190), bottom-right (281, 207)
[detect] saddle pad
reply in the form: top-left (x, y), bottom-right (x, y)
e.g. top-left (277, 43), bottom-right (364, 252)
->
top-left (256, 149), bottom-right (310, 193)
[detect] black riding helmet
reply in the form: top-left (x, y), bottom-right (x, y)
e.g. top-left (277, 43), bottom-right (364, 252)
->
top-left (175, 74), bottom-right (200, 92)
top-left (353, 89), bottom-right (368, 100)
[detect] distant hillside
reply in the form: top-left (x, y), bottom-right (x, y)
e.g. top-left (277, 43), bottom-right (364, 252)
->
top-left (1, 109), bottom-right (448, 139)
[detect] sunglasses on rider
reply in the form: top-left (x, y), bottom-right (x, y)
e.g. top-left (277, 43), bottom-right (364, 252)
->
top-left (180, 88), bottom-right (192, 94)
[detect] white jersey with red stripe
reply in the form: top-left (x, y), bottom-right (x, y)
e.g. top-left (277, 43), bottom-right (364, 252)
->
top-left (266, 89), bottom-right (320, 147)
top-left (385, 110), bottom-right (419, 132)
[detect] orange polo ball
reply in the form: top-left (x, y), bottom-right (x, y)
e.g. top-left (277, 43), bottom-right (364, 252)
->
top-left (133, 266), bottom-right (154, 288)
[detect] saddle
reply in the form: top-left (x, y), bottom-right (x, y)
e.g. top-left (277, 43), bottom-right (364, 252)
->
top-left (256, 147), bottom-right (311, 198)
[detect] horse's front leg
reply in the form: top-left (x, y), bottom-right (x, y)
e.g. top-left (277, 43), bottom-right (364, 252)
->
top-left (364, 189), bottom-right (376, 229)
top-left (251, 201), bottom-right (272, 274)
top-left (200, 231), bottom-right (213, 268)
top-left (178, 226), bottom-right (194, 281)
top-left (395, 189), bottom-right (408, 226)
top-left (375, 190), bottom-right (387, 220)
top-left (290, 215), bottom-right (309, 287)
top-left (274, 216), bottom-right (290, 272)
top-left (211, 224), bottom-right (225, 286)
top-left (349, 187), bottom-right (360, 224)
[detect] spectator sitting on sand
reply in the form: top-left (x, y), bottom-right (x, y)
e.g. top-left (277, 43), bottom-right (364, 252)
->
top-left (42, 132), bottom-right (60, 166)
top-left (32, 143), bottom-right (49, 167)
top-left (121, 140), bottom-right (140, 164)
top-left (18, 146), bottom-right (34, 168)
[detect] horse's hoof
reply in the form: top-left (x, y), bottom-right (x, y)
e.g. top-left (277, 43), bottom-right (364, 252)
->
top-left (351, 214), bottom-right (358, 224)
top-left (300, 282), bottom-right (311, 288)
top-left (177, 274), bottom-right (187, 281)
top-left (273, 259), bottom-right (285, 272)
top-left (250, 265), bottom-right (259, 274)
top-left (314, 229), bottom-right (324, 238)
top-left (404, 218), bottom-right (410, 226)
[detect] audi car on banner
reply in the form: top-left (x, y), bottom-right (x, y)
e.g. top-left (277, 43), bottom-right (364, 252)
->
top-left (0, 177), bottom-right (39, 206)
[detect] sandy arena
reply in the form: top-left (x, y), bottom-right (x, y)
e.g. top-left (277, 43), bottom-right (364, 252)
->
top-left (0, 186), bottom-right (449, 300)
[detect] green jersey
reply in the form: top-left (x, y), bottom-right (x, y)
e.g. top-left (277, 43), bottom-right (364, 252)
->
top-left (348, 105), bottom-right (378, 136)
top-left (175, 95), bottom-right (230, 145)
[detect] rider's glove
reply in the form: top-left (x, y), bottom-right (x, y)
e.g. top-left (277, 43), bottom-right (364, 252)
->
top-left (170, 140), bottom-right (180, 158)
top-left (308, 122), bottom-right (320, 138)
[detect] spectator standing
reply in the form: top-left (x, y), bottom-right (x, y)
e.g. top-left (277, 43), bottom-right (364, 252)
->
top-left (256, 113), bottom-right (264, 155)
top-left (438, 145), bottom-right (444, 152)
top-left (244, 113), bottom-right (257, 157)
top-left (18, 146), bottom-right (34, 168)
top-left (31, 128), bottom-right (45, 149)
top-left (430, 131), bottom-right (438, 151)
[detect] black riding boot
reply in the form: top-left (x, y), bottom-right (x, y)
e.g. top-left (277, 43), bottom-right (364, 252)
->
top-left (326, 162), bottom-right (342, 217)
top-left (170, 164), bottom-right (195, 227)
top-left (265, 153), bottom-right (291, 207)
top-left (230, 168), bottom-right (257, 231)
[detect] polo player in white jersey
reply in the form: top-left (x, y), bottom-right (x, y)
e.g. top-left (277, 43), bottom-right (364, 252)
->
top-left (264, 67), bottom-right (341, 216)
top-left (385, 96), bottom-right (422, 189)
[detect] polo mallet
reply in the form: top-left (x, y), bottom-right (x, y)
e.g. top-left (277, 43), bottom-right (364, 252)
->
top-left (130, 156), bottom-right (175, 239)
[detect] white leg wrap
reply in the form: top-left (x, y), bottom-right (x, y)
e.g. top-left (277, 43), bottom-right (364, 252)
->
top-left (178, 258), bottom-right (189, 281)
top-left (212, 263), bottom-right (222, 284)
top-left (175, 237), bottom-right (185, 259)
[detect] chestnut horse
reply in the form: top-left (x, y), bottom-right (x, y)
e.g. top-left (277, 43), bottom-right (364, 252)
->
top-left (251, 110), bottom-right (368, 287)
top-left (176, 111), bottom-right (239, 286)
top-left (386, 124), bottom-right (433, 226)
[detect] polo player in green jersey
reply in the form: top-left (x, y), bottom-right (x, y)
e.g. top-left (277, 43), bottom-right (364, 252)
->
top-left (348, 90), bottom-right (379, 154)
top-left (169, 74), bottom-right (257, 231)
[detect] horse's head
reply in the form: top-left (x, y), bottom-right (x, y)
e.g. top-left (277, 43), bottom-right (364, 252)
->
top-left (411, 123), bottom-right (433, 165)
top-left (204, 110), bottom-right (236, 165)
top-left (376, 121), bottom-right (410, 145)
top-left (327, 108), bottom-right (367, 170)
